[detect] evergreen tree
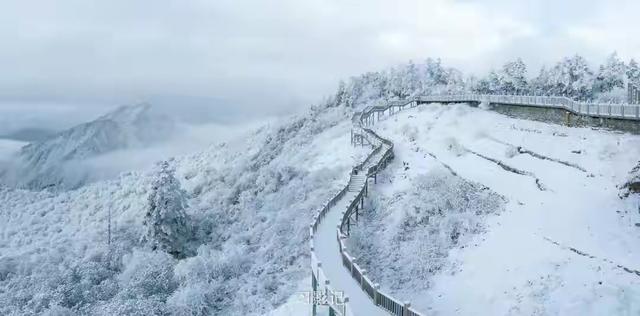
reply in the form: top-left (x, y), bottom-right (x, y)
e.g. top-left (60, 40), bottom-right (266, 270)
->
top-left (627, 59), bottom-right (640, 85)
top-left (594, 52), bottom-right (626, 93)
top-left (501, 58), bottom-right (528, 94)
top-left (533, 55), bottom-right (594, 100)
top-left (143, 160), bottom-right (190, 258)
top-left (424, 58), bottom-right (448, 86)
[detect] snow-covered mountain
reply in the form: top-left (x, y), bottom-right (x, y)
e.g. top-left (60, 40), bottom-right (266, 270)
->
top-left (0, 56), bottom-right (639, 316)
top-left (1, 103), bottom-right (175, 190)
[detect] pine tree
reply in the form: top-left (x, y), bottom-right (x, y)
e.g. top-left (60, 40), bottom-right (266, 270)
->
top-left (143, 160), bottom-right (190, 258)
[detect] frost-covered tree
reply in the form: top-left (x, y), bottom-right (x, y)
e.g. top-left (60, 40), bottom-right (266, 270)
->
top-left (501, 58), bottom-right (529, 94)
top-left (473, 70), bottom-right (502, 94)
top-left (143, 160), bottom-right (190, 258)
top-left (594, 52), bottom-right (626, 94)
top-left (472, 58), bottom-right (527, 95)
top-left (403, 60), bottom-right (421, 96)
top-left (627, 59), bottom-right (640, 85)
top-left (423, 58), bottom-right (449, 86)
top-left (531, 66), bottom-right (552, 95)
top-left (532, 55), bottom-right (594, 100)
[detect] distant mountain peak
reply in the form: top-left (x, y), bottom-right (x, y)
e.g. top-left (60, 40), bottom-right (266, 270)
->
top-left (100, 103), bottom-right (153, 124)
top-left (1, 103), bottom-right (175, 190)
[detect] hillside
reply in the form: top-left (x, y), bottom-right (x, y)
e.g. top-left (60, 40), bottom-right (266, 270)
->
top-left (1, 57), bottom-right (639, 316)
top-left (0, 102), bottom-right (372, 315)
top-left (348, 103), bottom-right (640, 315)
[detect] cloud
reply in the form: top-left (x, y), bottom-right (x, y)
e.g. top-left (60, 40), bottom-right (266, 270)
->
top-left (0, 0), bottom-right (637, 125)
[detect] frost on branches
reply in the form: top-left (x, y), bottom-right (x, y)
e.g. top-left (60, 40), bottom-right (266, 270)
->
top-left (143, 160), bottom-right (191, 258)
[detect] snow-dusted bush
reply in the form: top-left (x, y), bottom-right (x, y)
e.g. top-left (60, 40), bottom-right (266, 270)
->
top-left (620, 161), bottom-right (640, 198)
top-left (349, 169), bottom-right (504, 293)
top-left (143, 160), bottom-right (191, 258)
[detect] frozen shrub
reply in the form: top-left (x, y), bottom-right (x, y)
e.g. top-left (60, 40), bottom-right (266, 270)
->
top-left (349, 168), bottom-right (504, 293)
top-left (118, 249), bottom-right (177, 300)
top-left (42, 305), bottom-right (76, 316)
top-left (505, 145), bottom-right (519, 158)
top-left (444, 137), bottom-right (465, 156)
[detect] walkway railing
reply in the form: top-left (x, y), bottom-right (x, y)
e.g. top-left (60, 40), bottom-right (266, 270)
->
top-left (359, 94), bottom-right (640, 126)
top-left (332, 101), bottom-right (424, 316)
top-left (310, 93), bottom-right (640, 316)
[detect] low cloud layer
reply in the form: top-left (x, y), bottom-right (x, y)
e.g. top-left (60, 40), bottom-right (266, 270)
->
top-left (1, 0), bottom-right (638, 129)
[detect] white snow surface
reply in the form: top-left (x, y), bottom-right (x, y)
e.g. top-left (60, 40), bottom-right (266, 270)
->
top-left (0, 139), bottom-right (25, 162)
top-left (313, 141), bottom-right (391, 316)
top-left (0, 105), bottom-right (367, 315)
top-left (351, 103), bottom-right (640, 315)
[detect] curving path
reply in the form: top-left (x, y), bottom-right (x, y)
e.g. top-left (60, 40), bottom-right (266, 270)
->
top-left (313, 142), bottom-right (390, 316)
top-left (309, 93), bottom-right (640, 316)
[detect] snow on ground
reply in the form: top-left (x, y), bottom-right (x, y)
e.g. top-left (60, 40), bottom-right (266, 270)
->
top-left (0, 105), bottom-right (369, 315)
top-left (351, 103), bottom-right (640, 315)
top-left (264, 278), bottom-right (311, 316)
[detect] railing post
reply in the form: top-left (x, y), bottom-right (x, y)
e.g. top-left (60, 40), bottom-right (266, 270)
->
top-left (342, 297), bottom-right (349, 316)
top-left (350, 257), bottom-right (355, 274)
top-left (360, 269), bottom-right (367, 287)
top-left (373, 283), bottom-right (380, 306)
top-left (324, 280), bottom-right (331, 308)
top-left (403, 302), bottom-right (411, 316)
top-left (350, 129), bottom-right (353, 146)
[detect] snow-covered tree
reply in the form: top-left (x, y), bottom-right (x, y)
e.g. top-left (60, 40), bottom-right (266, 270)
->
top-left (472, 58), bottom-right (527, 95)
top-left (402, 60), bottom-right (421, 96)
top-left (473, 70), bottom-right (502, 94)
top-left (143, 160), bottom-right (190, 258)
top-left (501, 58), bottom-right (529, 94)
top-left (532, 55), bottom-right (594, 100)
top-left (594, 52), bottom-right (626, 94)
top-left (627, 59), bottom-right (640, 85)
top-left (423, 58), bottom-right (449, 86)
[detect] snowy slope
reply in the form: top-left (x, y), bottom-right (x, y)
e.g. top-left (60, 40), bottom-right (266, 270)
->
top-left (0, 104), bottom-right (370, 316)
top-left (0, 139), bottom-right (25, 163)
top-left (1, 103), bottom-right (175, 190)
top-left (349, 103), bottom-right (640, 315)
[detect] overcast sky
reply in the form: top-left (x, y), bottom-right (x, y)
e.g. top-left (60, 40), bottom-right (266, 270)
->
top-left (0, 0), bottom-right (638, 131)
